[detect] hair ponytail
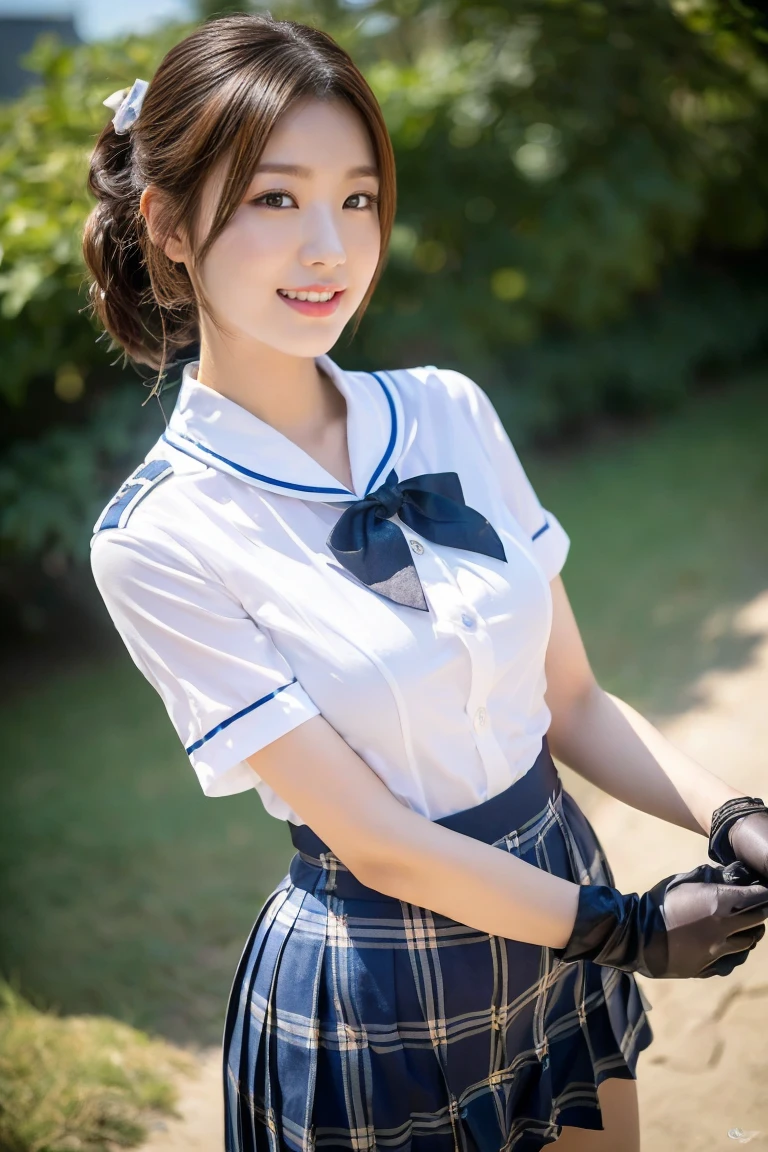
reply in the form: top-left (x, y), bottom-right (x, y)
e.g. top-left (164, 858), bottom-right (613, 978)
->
top-left (82, 115), bottom-right (197, 380)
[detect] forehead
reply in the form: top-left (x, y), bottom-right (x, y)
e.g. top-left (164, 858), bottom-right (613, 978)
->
top-left (257, 95), bottom-right (377, 169)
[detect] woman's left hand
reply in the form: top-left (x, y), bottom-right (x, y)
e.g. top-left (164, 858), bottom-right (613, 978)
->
top-left (729, 813), bottom-right (768, 882)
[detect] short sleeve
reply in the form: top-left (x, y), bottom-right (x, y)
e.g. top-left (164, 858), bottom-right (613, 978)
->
top-left (436, 367), bottom-right (570, 581)
top-left (90, 528), bottom-right (321, 798)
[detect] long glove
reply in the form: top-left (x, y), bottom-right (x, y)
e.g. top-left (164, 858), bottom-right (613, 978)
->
top-left (553, 862), bottom-right (768, 979)
top-left (709, 795), bottom-right (768, 882)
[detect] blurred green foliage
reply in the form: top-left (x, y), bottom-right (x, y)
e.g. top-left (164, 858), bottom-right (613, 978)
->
top-left (1, 0), bottom-right (767, 580)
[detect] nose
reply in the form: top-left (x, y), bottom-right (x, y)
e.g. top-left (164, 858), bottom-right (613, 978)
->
top-left (299, 204), bottom-right (347, 268)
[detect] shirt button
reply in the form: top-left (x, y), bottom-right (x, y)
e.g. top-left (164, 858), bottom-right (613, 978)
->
top-left (460, 612), bottom-right (475, 628)
top-left (473, 706), bottom-right (488, 732)
top-left (409, 539), bottom-right (424, 555)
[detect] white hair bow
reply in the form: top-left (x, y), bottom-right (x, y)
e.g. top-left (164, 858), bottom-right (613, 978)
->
top-left (103, 78), bottom-right (149, 134)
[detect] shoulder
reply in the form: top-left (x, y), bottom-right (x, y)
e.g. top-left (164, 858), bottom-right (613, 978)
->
top-left (378, 365), bottom-right (503, 462)
top-left (375, 364), bottom-right (491, 423)
top-left (90, 442), bottom-right (210, 591)
top-left (91, 433), bottom-right (213, 541)
top-left (91, 456), bottom-right (175, 536)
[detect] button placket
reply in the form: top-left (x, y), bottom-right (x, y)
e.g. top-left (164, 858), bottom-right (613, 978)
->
top-left (456, 616), bottom-right (510, 797)
top-left (424, 555), bottom-right (511, 798)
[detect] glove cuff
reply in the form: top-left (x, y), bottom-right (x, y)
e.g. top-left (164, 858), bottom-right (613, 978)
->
top-left (553, 884), bottom-right (627, 962)
top-left (708, 796), bottom-right (767, 866)
top-left (553, 883), bottom-right (667, 977)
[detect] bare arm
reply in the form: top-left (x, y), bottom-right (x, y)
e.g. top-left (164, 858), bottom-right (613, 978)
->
top-left (550, 685), bottom-right (743, 834)
top-left (247, 716), bottom-right (580, 950)
top-left (544, 574), bottom-right (743, 834)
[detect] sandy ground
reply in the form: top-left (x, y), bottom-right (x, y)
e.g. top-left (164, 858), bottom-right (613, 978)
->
top-left (141, 589), bottom-right (768, 1152)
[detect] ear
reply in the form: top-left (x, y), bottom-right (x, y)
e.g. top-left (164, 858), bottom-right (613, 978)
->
top-left (140, 184), bottom-right (187, 264)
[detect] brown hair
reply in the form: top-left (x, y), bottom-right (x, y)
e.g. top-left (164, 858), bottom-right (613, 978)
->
top-left (81, 12), bottom-right (396, 385)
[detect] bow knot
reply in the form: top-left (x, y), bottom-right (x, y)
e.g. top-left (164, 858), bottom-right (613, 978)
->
top-left (369, 480), bottom-right (405, 520)
top-left (327, 468), bottom-right (506, 611)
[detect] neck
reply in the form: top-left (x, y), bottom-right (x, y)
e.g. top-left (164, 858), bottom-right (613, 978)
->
top-left (194, 335), bottom-right (343, 442)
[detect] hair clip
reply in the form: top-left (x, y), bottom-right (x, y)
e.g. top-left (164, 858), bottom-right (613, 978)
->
top-left (103, 78), bottom-right (149, 135)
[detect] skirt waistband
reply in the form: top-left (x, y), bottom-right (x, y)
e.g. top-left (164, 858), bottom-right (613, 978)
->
top-left (287, 735), bottom-right (560, 901)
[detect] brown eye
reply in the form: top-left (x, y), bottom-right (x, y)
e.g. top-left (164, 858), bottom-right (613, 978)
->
top-left (345, 192), bottom-right (379, 210)
top-left (253, 191), bottom-right (296, 209)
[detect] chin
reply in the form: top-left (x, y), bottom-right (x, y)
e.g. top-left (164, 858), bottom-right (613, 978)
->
top-left (268, 314), bottom-right (354, 351)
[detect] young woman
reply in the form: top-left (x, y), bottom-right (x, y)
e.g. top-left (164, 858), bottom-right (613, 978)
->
top-left (83, 14), bottom-right (768, 1151)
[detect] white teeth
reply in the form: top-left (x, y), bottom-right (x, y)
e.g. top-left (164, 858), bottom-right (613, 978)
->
top-left (279, 289), bottom-right (336, 302)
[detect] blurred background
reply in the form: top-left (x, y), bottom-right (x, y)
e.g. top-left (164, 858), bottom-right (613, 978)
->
top-left (1, 1), bottom-right (767, 1148)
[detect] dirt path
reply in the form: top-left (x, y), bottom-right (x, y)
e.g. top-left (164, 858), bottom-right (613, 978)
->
top-left (594, 588), bottom-right (768, 1151)
top-left (141, 589), bottom-right (768, 1152)
top-left (142, 1044), bottom-right (223, 1150)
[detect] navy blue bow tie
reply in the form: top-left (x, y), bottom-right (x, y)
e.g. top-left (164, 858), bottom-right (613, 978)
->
top-left (326, 468), bottom-right (507, 610)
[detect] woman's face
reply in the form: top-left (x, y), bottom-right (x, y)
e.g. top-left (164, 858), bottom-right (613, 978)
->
top-left (190, 96), bottom-right (382, 357)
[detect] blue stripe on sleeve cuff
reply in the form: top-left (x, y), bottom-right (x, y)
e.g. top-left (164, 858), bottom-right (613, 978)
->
top-left (531, 519), bottom-right (550, 541)
top-left (185, 678), bottom-right (299, 755)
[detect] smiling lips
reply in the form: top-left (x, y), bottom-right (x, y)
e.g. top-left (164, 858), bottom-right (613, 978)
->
top-left (277, 286), bottom-right (346, 316)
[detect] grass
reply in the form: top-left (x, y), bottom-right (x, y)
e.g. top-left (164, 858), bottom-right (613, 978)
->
top-left (0, 655), bottom-right (291, 1046)
top-left (1, 368), bottom-right (767, 1053)
top-left (0, 979), bottom-right (192, 1151)
top-left (534, 370), bottom-right (768, 718)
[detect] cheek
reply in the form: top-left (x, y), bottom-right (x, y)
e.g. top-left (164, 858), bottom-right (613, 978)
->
top-left (207, 218), bottom-right (285, 288)
top-left (351, 219), bottom-right (381, 275)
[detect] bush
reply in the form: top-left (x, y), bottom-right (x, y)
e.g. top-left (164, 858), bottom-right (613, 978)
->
top-left (1, 0), bottom-right (768, 580)
top-left (0, 383), bottom-right (164, 566)
top-left (0, 979), bottom-right (193, 1151)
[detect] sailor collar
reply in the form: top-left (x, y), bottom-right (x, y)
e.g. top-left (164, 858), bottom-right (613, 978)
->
top-left (162, 354), bottom-right (405, 503)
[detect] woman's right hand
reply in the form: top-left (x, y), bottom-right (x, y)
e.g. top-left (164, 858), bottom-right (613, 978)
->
top-left (554, 861), bottom-right (768, 979)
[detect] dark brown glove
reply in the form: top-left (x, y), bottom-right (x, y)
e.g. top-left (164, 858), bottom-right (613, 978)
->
top-left (709, 796), bottom-right (768, 883)
top-left (553, 862), bottom-right (768, 979)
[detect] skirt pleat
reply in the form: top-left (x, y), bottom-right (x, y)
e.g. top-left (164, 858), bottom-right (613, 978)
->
top-left (268, 888), bottom-right (328, 1150)
top-left (222, 738), bottom-right (653, 1152)
top-left (224, 883), bottom-right (291, 1152)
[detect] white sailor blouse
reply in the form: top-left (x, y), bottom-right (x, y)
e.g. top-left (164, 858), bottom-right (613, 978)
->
top-left (90, 357), bottom-right (570, 826)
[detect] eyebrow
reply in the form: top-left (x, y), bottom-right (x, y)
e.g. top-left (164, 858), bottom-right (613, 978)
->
top-left (252, 163), bottom-right (379, 179)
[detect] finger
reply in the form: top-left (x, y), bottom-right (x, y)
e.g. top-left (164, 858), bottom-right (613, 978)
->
top-left (720, 883), bottom-right (768, 912)
top-left (699, 946), bottom-right (754, 978)
top-left (710, 928), bottom-right (765, 962)
top-left (725, 924), bottom-right (766, 949)
top-left (725, 906), bottom-right (768, 933)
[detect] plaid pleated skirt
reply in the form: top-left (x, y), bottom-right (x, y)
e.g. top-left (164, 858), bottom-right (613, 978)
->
top-left (222, 736), bottom-right (653, 1151)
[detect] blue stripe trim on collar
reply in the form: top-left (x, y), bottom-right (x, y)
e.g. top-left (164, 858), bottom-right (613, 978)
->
top-left (161, 431), bottom-right (353, 495)
top-left (531, 518), bottom-right (550, 540)
top-left (365, 372), bottom-right (398, 494)
top-left (185, 678), bottom-right (298, 755)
